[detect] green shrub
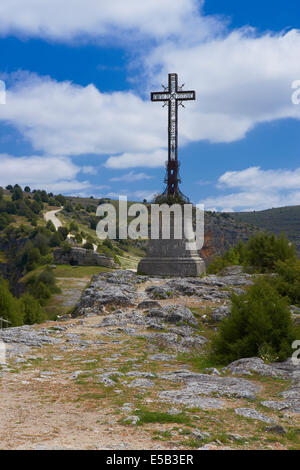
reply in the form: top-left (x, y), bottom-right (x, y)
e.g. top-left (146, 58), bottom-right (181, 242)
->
top-left (103, 238), bottom-right (113, 250)
top-left (211, 279), bottom-right (295, 364)
top-left (58, 226), bottom-right (69, 240)
top-left (0, 278), bottom-right (24, 326)
top-left (75, 233), bottom-right (82, 243)
top-left (69, 221), bottom-right (79, 233)
top-left (20, 293), bottom-right (46, 324)
top-left (273, 258), bottom-right (300, 306)
top-left (26, 267), bottom-right (61, 305)
top-left (98, 243), bottom-right (120, 265)
top-left (208, 233), bottom-right (296, 274)
top-left (245, 233), bottom-right (296, 272)
top-left (61, 241), bottom-right (71, 253)
top-left (82, 242), bottom-right (94, 250)
top-left (50, 231), bottom-right (63, 247)
top-left (46, 220), bottom-right (56, 232)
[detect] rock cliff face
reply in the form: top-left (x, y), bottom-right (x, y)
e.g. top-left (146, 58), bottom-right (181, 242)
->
top-left (53, 247), bottom-right (117, 268)
top-left (202, 213), bottom-right (257, 264)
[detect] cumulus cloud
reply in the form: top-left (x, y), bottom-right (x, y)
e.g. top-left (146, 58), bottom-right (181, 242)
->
top-left (145, 29), bottom-right (300, 143)
top-left (0, 154), bottom-right (92, 193)
top-left (0, 0), bottom-right (219, 42)
top-left (106, 189), bottom-right (158, 200)
top-left (0, 74), bottom-right (166, 157)
top-left (1, 1), bottom-right (300, 204)
top-left (105, 150), bottom-right (167, 169)
top-left (109, 171), bottom-right (152, 182)
top-left (1, 28), bottom-right (300, 167)
top-left (219, 166), bottom-right (300, 190)
top-left (202, 166), bottom-right (300, 212)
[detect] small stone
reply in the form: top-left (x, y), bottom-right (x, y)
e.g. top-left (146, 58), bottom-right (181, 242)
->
top-left (264, 424), bottom-right (287, 435)
top-left (69, 370), bottom-right (86, 379)
top-left (128, 378), bottom-right (154, 388)
top-left (203, 368), bottom-right (221, 376)
top-left (190, 430), bottom-right (210, 441)
top-left (235, 408), bottom-right (276, 424)
top-left (124, 415), bottom-right (140, 425)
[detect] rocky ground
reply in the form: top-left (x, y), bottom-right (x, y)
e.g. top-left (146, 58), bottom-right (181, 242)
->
top-left (0, 268), bottom-right (299, 450)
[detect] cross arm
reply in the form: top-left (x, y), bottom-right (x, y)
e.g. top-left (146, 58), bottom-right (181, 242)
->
top-left (151, 92), bottom-right (171, 102)
top-left (176, 90), bottom-right (196, 101)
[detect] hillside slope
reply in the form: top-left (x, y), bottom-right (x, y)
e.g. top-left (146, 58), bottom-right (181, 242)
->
top-left (227, 206), bottom-right (300, 255)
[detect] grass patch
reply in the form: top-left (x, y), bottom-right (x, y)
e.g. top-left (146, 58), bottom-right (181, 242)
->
top-left (136, 409), bottom-right (191, 425)
top-left (177, 351), bottom-right (223, 372)
top-left (53, 264), bottom-right (113, 278)
top-left (76, 393), bottom-right (105, 401)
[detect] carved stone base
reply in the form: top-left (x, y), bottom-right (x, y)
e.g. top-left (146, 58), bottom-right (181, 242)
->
top-left (138, 254), bottom-right (206, 277)
top-left (137, 210), bottom-right (206, 277)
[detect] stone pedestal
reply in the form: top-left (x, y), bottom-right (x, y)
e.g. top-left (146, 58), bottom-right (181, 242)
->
top-left (137, 213), bottom-right (206, 277)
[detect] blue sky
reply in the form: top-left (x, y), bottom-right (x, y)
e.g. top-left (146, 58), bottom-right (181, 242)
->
top-left (0, 0), bottom-right (300, 211)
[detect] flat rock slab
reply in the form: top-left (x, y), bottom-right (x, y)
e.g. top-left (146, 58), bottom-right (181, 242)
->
top-left (0, 326), bottom-right (61, 348)
top-left (261, 401), bottom-right (290, 411)
top-left (127, 378), bottom-right (155, 388)
top-left (145, 305), bottom-right (198, 326)
top-left (148, 354), bottom-right (176, 361)
top-left (262, 399), bottom-right (300, 414)
top-left (235, 408), bottom-right (277, 424)
top-left (225, 357), bottom-right (291, 379)
top-left (160, 370), bottom-right (261, 400)
top-left (158, 389), bottom-right (225, 410)
top-left (73, 270), bottom-right (142, 316)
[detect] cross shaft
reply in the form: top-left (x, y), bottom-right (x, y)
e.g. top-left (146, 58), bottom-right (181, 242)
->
top-left (151, 73), bottom-right (195, 197)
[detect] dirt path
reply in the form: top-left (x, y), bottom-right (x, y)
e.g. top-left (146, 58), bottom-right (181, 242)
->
top-left (44, 209), bottom-right (63, 230)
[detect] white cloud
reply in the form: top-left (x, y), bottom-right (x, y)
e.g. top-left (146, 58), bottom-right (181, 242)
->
top-left (110, 171), bottom-right (152, 182)
top-left (219, 166), bottom-right (300, 190)
top-left (0, 74), bottom-right (166, 156)
top-left (202, 166), bottom-right (300, 212)
top-left (81, 166), bottom-right (98, 175)
top-left (145, 29), bottom-right (300, 143)
top-left (0, 154), bottom-right (92, 193)
top-left (1, 6), bottom-right (300, 185)
top-left (0, 0), bottom-right (218, 42)
top-left (105, 189), bottom-right (157, 201)
top-left (105, 150), bottom-right (167, 169)
top-left (2, 28), bottom-right (300, 166)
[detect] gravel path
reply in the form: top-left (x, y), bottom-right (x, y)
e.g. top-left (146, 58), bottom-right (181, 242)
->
top-left (44, 209), bottom-right (63, 230)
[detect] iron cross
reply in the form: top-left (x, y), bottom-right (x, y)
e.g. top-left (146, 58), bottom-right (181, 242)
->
top-left (151, 73), bottom-right (195, 196)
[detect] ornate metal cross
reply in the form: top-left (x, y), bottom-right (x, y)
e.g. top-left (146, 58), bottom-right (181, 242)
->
top-left (151, 73), bottom-right (195, 197)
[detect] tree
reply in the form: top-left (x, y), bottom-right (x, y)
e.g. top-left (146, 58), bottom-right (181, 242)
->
top-left (46, 220), bottom-right (56, 232)
top-left (75, 233), bottom-right (82, 244)
top-left (55, 194), bottom-right (66, 206)
top-left (34, 193), bottom-right (43, 205)
top-left (12, 186), bottom-right (23, 201)
top-left (21, 293), bottom-right (45, 324)
top-left (24, 186), bottom-right (31, 193)
top-left (211, 279), bottom-right (295, 364)
top-left (245, 233), bottom-right (296, 272)
top-left (58, 226), bottom-right (69, 240)
top-left (82, 242), bottom-right (94, 250)
top-left (69, 221), bottom-right (79, 233)
top-left (33, 233), bottom-right (49, 256)
top-left (50, 231), bottom-right (63, 247)
top-left (208, 232), bottom-right (297, 274)
top-left (0, 278), bottom-right (24, 326)
top-left (64, 202), bottom-right (73, 212)
top-left (273, 258), bottom-right (300, 306)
